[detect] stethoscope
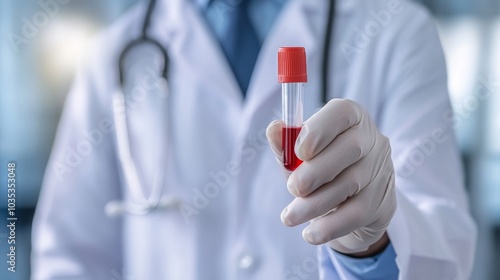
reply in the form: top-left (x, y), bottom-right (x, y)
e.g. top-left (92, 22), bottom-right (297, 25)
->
top-left (105, 0), bottom-right (336, 217)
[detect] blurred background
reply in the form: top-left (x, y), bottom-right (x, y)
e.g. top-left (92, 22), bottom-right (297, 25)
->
top-left (0, 0), bottom-right (499, 279)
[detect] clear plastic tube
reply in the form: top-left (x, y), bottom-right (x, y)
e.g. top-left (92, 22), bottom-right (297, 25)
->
top-left (278, 46), bottom-right (307, 171)
top-left (282, 82), bottom-right (304, 171)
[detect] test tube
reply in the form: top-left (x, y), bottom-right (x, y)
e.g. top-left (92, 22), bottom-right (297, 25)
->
top-left (278, 47), bottom-right (307, 171)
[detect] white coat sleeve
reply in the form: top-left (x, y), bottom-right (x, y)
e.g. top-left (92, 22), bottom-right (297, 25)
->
top-left (378, 4), bottom-right (477, 280)
top-left (31, 48), bottom-right (123, 279)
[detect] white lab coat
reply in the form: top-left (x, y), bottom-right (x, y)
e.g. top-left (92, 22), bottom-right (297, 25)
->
top-left (31, 0), bottom-right (477, 279)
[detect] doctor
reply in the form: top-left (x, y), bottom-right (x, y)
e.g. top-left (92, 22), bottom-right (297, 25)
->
top-left (32, 0), bottom-right (476, 279)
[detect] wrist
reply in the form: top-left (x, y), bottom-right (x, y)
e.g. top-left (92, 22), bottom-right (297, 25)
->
top-left (334, 232), bottom-right (390, 258)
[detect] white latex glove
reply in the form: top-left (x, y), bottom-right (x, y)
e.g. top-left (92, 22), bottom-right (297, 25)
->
top-left (266, 99), bottom-right (397, 254)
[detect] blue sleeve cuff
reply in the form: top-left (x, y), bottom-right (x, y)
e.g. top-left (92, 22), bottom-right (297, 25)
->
top-left (319, 242), bottom-right (399, 279)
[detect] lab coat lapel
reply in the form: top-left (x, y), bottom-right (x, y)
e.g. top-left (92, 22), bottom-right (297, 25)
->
top-left (153, 0), bottom-right (243, 109)
top-left (145, 0), bottom-right (246, 203)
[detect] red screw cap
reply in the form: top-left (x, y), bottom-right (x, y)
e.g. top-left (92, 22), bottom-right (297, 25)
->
top-left (278, 47), bottom-right (307, 83)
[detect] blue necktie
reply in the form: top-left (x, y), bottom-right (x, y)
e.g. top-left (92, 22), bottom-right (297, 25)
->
top-left (218, 0), bottom-right (261, 96)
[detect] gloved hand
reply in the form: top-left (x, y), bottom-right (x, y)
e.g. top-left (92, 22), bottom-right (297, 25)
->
top-left (266, 99), bottom-right (397, 254)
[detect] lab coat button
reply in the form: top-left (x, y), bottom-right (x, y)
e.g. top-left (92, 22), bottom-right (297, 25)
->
top-left (238, 254), bottom-right (255, 270)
